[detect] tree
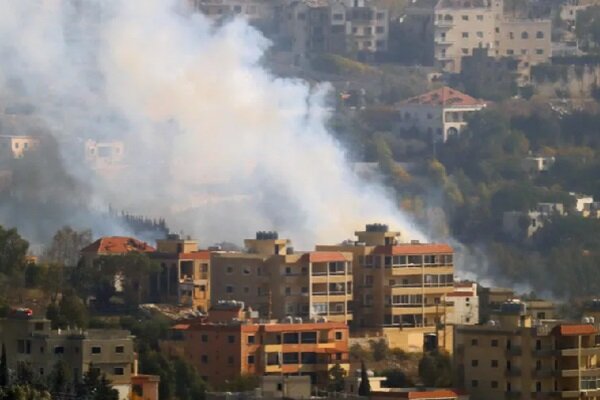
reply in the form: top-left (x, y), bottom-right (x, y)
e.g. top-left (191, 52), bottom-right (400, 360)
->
top-left (418, 351), bottom-right (452, 388)
top-left (76, 365), bottom-right (118, 400)
top-left (381, 368), bottom-right (410, 388)
top-left (328, 363), bottom-right (347, 393)
top-left (0, 344), bottom-right (8, 387)
top-left (0, 226), bottom-right (29, 275)
top-left (173, 358), bottom-right (207, 400)
top-left (43, 226), bottom-right (92, 267)
top-left (369, 339), bottom-right (389, 362)
top-left (49, 361), bottom-right (72, 397)
top-left (358, 360), bottom-right (371, 397)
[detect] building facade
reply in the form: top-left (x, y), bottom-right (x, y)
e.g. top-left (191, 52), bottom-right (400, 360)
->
top-left (317, 224), bottom-right (455, 351)
top-left (455, 303), bottom-right (600, 400)
top-left (0, 135), bottom-right (40, 161)
top-left (395, 86), bottom-right (487, 142)
top-left (433, 0), bottom-right (551, 81)
top-left (447, 282), bottom-right (479, 325)
top-left (160, 302), bottom-right (349, 388)
top-left (211, 232), bottom-right (353, 323)
top-left (0, 312), bottom-right (148, 400)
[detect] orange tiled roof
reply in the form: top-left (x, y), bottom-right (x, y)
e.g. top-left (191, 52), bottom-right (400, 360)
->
top-left (400, 86), bottom-right (485, 107)
top-left (302, 251), bottom-right (349, 263)
top-left (81, 236), bottom-right (155, 254)
top-left (374, 243), bottom-right (453, 255)
top-left (556, 324), bottom-right (598, 336)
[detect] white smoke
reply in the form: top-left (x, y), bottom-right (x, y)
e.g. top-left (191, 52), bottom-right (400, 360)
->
top-left (0, 0), bottom-right (424, 248)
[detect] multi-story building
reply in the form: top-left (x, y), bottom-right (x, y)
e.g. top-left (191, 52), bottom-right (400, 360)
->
top-left (455, 301), bottom-right (600, 400)
top-left (433, 0), bottom-right (551, 82)
top-left (160, 301), bottom-right (349, 388)
top-left (447, 282), bottom-right (479, 325)
top-left (188, 0), bottom-right (276, 24)
top-left (0, 311), bottom-right (157, 400)
top-left (284, 0), bottom-right (389, 65)
top-left (211, 231), bottom-right (353, 323)
top-left (395, 86), bottom-right (487, 142)
top-left (0, 135), bottom-right (40, 161)
top-left (151, 234), bottom-right (211, 311)
top-left (317, 224), bottom-right (455, 351)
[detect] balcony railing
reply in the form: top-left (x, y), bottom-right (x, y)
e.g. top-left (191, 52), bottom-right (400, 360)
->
top-left (506, 346), bottom-right (522, 356)
top-left (561, 347), bottom-right (600, 357)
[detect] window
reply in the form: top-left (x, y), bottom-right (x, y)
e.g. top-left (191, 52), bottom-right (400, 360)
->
top-left (462, 15), bottom-right (469, 20)
top-left (301, 332), bottom-right (317, 344)
top-left (91, 346), bottom-right (101, 354)
top-left (471, 360), bottom-right (479, 367)
top-left (462, 48), bottom-right (469, 55)
top-left (536, 31), bottom-right (544, 39)
top-left (333, 13), bottom-right (343, 20)
top-left (39, 368), bottom-right (44, 376)
top-left (491, 360), bottom-right (498, 367)
top-left (476, 31), bottom-right (483, 38)
top-left (462, 32), bottom-right (469, 38)
top-left (364, 275), bottom-right (373, 287)
top-left (244, 286), bottom-right (249, 293)
top-left (471, 339), bottom-right (478, 345)
top-left (282, 352), bottom-right (299, 364)
top-left (243, 267), bottom-right (251, 275)
top-left (536, 360), bottom-right (542, 370)
top-left (509, 32), bottom-right (514, 39)
top-left (376, 26), bottom-right (384, 34)
top-left (301, 352), bottom-right (317, 364)
top-left (491, 381), bottom-right (498, 389)
top-left (201, 334), bottom-right (208, 342)
top-left (536, 382), bottom-right (542, 392)
top-left (247, 335), bottom-right (255, 344)
top-left (495, 27), bottom-right (500, 33)
top-left (471, 380), bottom-right (478, 387)
top-left (226, 285), bottom-right (234, 293)
top-left (228, 335), bottom-right (235, 344)
top-left (201, 355), bottom-right (208, 363)
top-left (335, 331), bottom-right (343, 341)
top-left (521, 31), bottom-right (529, 39)
top-left (285, 267), bottom-right (292, 275)
top-left (283, 333), bottom-right (299, 344)
top-left (521, 49), bottom-right (528, 55)
top-left (491, 339), bottom-right (498, 347)
top-left (285, 287), bottom-right (291, 295)
top-left (54, 346), bottom-right (64, 354)
top-left (34, 322), bottom-right (44, 331)
top-left (114, 367), bottom-right (124, 376)
top-left (536, 340), bottom-right (541, 350)
top-left (507, 49), bottom-right (514, 55)
top-left (247, 355), bottom-right (255, 364)
top-left (536, 48), bottom-right (544, 55)
top-left (226, 266), bottom-right (233, 274)
top-left (115, 346), bottom-right (124, 353)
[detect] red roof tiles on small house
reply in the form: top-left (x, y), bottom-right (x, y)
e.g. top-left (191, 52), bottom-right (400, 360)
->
top-left (81, 236), bottom-right (155, 254)
top-left (400, 86), bottom-right (485, 107)
top-left (556, 324), bottom-right (598, 336)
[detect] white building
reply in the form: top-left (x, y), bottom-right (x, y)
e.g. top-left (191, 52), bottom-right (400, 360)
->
top-left (85, 140), bottom-right (125, 170)
top-left (570, 192), bottom-right (594, 213)
top-left (396, 86), bottom-right (486, 142)
top-left (446, 282), bottom-right (479, 325)
top-left (522, 155), bottom-right (555, 173)
top-left (0, 135), bottom-right (40, 161)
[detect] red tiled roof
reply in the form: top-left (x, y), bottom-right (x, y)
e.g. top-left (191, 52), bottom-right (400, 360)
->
top-left (302, 251), bottom-right (349, 263)
top-left (446, 292), bottom-right (473, 297)
top-left (373, 243), bottom-right (453, 255)
top-left (400, 86), bottom-right (485, 107)
top-left (81, 236), bottom-right (155, 254)
top-left (172, 324), bottom-right (190, 330)
top-left (556, 324), bottom-right (598, 336)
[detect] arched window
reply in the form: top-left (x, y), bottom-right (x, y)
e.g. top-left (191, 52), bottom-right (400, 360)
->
top-left (521, 31), bottom-right (529, 39)
top-left (536, 31), bottom-right (544, 39)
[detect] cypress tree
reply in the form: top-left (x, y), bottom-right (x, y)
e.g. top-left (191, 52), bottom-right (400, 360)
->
top-left (0, 343), bottom-right (8, 386)
top-left (358, 360), bottom-right (371, 397)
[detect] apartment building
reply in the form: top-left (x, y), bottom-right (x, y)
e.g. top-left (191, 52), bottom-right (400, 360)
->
top-left (188, 0), bottom-right (276, 23)
top-left (284, 0), bottom-right (388, 65)
top-left (433, 0), bottom-right (551, 82)
top-left (211, 232), bottom-right (353, 323)
top-left (151, 234), bottom-right (211, 311)
top-left (160, 301), bottom-right (349, 388)
top-left (0, 135), bottom-right (40, 161)
top-left (317, 224), bottom-right (455, 351)
top-left (447, 282), bottom-right (479, 325)
top-left (84, 139), bottom-right (125, 170)
top-left (0, 311), bottom-right (152, 400)
top-left (395, 86), bottom-right (487, 142)
top-left (455, 301), bottom-right (600, 400)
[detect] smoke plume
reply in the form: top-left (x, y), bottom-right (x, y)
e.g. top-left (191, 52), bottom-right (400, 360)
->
top-left (0, 0), bottom-right (423, 248)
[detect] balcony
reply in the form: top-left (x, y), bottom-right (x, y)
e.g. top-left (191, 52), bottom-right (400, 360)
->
top-left (532, 368), bottom-right (558, 378)
top-left (562, 368), bottom-right (600, 378)
top-left (434, 39), bottom-right (454, 46)
top-left (505, 368), bottom-right (521, 377)
top-left (506, 346), bottom-right (522, 356)
top-left (533, 348), bottom-right (557, 357)
top-left (561, 347), bottom-right (600, 357)
top-left (434, 19), bottom-right (454, 28)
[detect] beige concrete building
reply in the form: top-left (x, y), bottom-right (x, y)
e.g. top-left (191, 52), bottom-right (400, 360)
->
top-left (0, 312), bottom-right (147, 400)
top-left (395, 86), bottom-right (487, 142)
top-left (447, 282), bottom-right (479, 325)
top-left (151, 235), bottom-right (211, 312)
top-left (317, 224), bottom-right (455, 352)
top-left (188, 0), bottom-right (276, 22)
top-left (211, 232), bottom-right (353, 323)
top-left (84, 139), bottom-right (125, 170)
top-left (433, 0), bottom-right (551, 82)
top-left (455, 301), bottom-right (600, 400)
top-left (0, 135), bottom-right (40, 161)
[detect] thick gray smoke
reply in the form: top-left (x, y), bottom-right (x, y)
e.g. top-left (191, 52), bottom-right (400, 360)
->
top-left (0, 0), bottom-right (424, 248)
